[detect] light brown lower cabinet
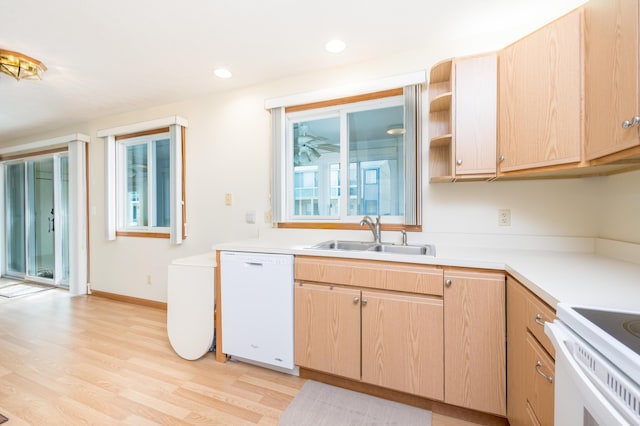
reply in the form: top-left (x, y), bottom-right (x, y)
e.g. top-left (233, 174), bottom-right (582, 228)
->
top-left (294, 282), bottom-right (444, 400)
top-left (443, 268), bottom-right (507, 417)
top-left (294, 282), bottom-right (361, 381)
top-left (525, 403), bottom-right (542, 426)
top-left (507, 276), bottom-right (556, 426)
top-left (361, 290), bottom-right (444, 400)
top-left (525, 333), bottom-right (555, 426)
top-left (293, 257), bottom-right (509, 417)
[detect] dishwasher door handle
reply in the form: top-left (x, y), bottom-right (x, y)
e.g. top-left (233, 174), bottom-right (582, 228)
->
top-left (244, 262), bottom-right (263, 267)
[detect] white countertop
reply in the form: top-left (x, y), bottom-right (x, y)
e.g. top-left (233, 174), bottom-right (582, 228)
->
top-left (170, 252), bottom-right (216, 268)
top-left (213, 234), bottom-right (640, 312)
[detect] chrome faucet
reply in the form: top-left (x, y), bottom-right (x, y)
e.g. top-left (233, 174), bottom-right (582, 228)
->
top-left (360, 215), bottom-right (382, 243)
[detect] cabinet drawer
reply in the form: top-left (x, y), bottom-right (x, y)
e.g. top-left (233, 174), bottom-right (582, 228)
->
top-left (525, 293), bottom-right (556, 357)
top-left (525, 333), bottom-right (555, 426)
top-left (525, 402), bottom-right (541, 426)
top-left (295, 256), bottom-right (444, 296)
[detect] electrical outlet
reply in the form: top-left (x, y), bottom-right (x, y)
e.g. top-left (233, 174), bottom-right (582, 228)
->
top-left (146, 275), bottom-right (152, 285)
top-left (498, 209), bottom-right (511, 226)
top-left (224, 193), bottom-right (233, 206)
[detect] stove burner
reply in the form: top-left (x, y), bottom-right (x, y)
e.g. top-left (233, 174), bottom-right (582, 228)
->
top-left (574, 307), bottom-right (640, 356)
top-left (623, 319), bottom-right (640, 339)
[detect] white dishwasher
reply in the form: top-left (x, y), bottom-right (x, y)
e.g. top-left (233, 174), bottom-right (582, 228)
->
top-left (220, 251), bottom-right (295, 371)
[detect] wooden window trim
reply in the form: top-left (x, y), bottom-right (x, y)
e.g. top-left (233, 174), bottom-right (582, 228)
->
top-left (115, 127), bottom-right (170, 141)
top-left (116, 231), bottom-right (170, 239)
top-left (277, 223), bottom-right (422, 232)
top-left (285, 88), bottom-right (403, 113)
top-left (0, 146), bottom-right (68, 161)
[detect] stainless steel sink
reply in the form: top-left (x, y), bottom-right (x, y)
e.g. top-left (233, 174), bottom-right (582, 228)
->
top-left (368, 243), bottom-right (436, 256)
top-left (310, 240), bottom-right (435, 256)
top-left (310, 240), bottom-right (378, 251)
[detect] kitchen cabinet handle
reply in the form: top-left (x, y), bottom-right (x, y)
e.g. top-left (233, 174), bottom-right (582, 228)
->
top-left (362, 298), bottom-right (368, 306)
top-left (535, 360), bottom-right (553, 383)
top-left (534, 313), bottom-right (545, 326)
top-left (456, 159), bottom-right (462, 166)
top-left (353, 297), bottom-right (359, 304)
top-left (622, 116), bottom-right (640, 128)
top-left (498, 155), bottom-right (505, 162)
top-left (444, 279), bottom-right (452, 287)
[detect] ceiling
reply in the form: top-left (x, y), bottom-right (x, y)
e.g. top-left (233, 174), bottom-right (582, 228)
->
top-left (0, 0), bottom-right (586, 144)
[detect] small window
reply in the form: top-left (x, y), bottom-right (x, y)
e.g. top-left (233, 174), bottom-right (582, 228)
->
top-left (99, 116), bottom-right (187, 244)
top-left (117, 133), bottom-right (171, 232)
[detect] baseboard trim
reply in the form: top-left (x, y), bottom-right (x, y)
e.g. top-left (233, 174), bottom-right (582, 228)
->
top-left (90, 290), bottom-right (167, 310)
top-left (299, 368), bottom-right (508, 425)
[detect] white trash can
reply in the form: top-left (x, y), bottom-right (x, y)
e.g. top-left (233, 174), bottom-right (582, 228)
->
top-left (167, 253), bottom-right (216, 360)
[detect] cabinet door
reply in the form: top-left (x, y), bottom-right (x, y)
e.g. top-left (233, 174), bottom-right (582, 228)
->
top-left (444, 270), bottom-right (506, 416)
top-left (499, 9), bottom-right (582, 172)
top-left (294, 282), bottom-right (361, 380)
top-left (506, 276), bottom-right (530, 425)
top-left (361, 290), bottom-right (444, 401)
top-left (585, 0), bottom-right (640, 160)
top-left (454, 54), bottom-right (497, 177)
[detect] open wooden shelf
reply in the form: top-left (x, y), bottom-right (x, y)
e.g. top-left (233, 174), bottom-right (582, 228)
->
top-left (429, 93), bottom-right (452, 113)
top-left (429, 59), bottom-right (454, 183)
top-left (430, 134), bottom-right (452, 148)
top-left (430, 59), bottom-right (453, 84)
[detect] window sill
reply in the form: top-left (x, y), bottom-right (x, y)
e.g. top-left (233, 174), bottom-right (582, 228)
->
top-left (115, 231), bottom-right (170, 239)
top-left (276, 222), bottom-right (422, 232)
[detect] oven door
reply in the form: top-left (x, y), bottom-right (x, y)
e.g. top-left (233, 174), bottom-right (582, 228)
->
top-left (545, 321), bottom-right (632, 426)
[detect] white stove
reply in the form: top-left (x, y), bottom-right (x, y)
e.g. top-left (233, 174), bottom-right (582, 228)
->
top-left (546, 303), bottom-right (640, 426)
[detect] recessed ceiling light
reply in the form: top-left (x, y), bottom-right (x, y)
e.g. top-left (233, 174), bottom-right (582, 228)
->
top-left (213, 68), bottom-right (232, 79)
top-left (325, 39), bottom-right (346, 53)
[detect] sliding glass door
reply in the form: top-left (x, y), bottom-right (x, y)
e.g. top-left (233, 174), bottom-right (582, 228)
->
top-left (27, 158), bottom-right (55, 279)
top-left (4, 154), bottom-right (70, 286)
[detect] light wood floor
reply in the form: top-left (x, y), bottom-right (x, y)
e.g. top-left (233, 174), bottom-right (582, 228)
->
top-left (0, 290), bottom-right (503, 425)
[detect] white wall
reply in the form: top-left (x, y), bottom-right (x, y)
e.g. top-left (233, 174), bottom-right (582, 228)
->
top-left (597, 170), bottom-right (640, 243)
top-left (5, 1), bottom-right (608, 302)
top-left (423, 177), bottom-right (603, 237)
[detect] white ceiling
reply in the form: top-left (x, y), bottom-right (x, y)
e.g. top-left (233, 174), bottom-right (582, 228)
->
top-left (0, 0), bottom-right (586, 144)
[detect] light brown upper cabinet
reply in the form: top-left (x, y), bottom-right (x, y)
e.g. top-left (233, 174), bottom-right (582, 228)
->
top-left (585, 0), bottom-right (640, 162)
top-left (429, 53), bottom-right (498, 182)
top-left (498, 8), bottom-right (584, 175)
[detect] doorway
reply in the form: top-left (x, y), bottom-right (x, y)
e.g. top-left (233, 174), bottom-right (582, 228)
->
top-left (4, 154), bottom-right (69, 287)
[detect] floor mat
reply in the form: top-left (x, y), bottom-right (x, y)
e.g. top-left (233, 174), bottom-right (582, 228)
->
top-left (0, 283), bottom-right (53, 298)
top-left (0, 280), bottom-right (21, 288)
top-left (279, 380), bottom-right (432, 426)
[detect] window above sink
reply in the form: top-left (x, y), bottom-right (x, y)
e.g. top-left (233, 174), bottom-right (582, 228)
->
top-left (269, 84), bottom-right (422, 231)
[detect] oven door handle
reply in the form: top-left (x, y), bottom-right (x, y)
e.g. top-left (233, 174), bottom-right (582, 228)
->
top-left (544, 321), bottom-right (632, 426)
